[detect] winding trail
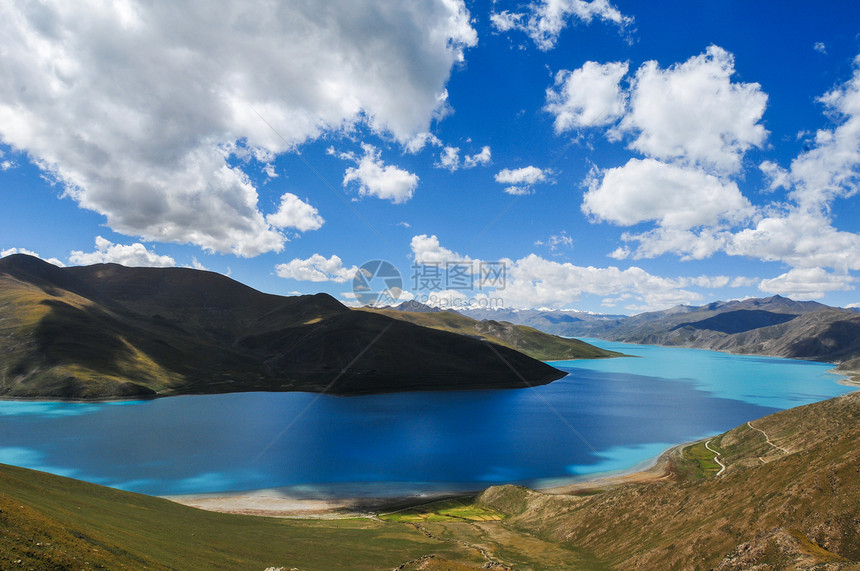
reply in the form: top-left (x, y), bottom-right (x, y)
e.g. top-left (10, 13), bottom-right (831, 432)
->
top-left (705, 439), bottom-right (726, 476)
top-left (408, 521), bottom-right (500, 567)
top-left (747, 420), bottom-right (790, 455)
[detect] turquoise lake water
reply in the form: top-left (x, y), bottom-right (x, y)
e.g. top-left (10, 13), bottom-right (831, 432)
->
top-left (0, 340), bottom-right (854, 496)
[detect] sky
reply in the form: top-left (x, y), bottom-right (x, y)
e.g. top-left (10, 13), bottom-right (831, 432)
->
top-left (1, 0), bottom-right (860, 314)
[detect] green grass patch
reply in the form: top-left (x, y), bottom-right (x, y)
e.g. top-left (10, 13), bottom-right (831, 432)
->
top-left (380, 498), bottom-right (504, 523)
top-left (679, 441), bottom-right (722, 479)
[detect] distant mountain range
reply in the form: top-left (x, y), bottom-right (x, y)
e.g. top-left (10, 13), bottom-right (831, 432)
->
top-left (0, 254), bottom-right (575, 399)
top-left (459, 296), bottom-right (860, 374)
top-left (361, 301), bottom-right (621, 361)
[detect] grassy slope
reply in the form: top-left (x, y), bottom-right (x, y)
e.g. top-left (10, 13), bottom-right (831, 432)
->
top-left (357, 307), bottom-right (620, 361)
top-left (0, 463), bottom-right (484, 570)
top-left (477, 391), bottom-right (860, 570)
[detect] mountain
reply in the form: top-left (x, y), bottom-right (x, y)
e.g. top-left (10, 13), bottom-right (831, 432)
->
top-left (477, 389), bottom-right (860, 569)
top-left (462, 296), bottom-right (860, 375)
top-left (458, 306), bottom-right (628, 337)
top-left (392, 299), bottom-right (447, 313)
top-left (0, 254), bottom-right (566, 399)
top-left (361, 305), bottom-right (621, 361)
top-left (591, 295), bottom-right (860, 370)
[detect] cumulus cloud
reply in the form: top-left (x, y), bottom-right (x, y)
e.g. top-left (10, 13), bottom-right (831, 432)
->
top-left (545, 61), bottom-right (629, 132)
top-left (0, 149), bottom-right (16, 171)
top-left (438, 146), bottom-right (461, 171)
top-left (0, 247), bottom-right (65, 267)
top-left (0, 1), bottom-right (475, 255)
top-left (464, 146), bottom-right (492, 168)
top-left (814, 42), bottom-right (828, 55)
top-left (616, 46), bottom-right (768, 174)
top-left (409, 235), bottom-right (749, 311)
top-left (726, 210), bottom-right (860, 272)
top-left (502, 253), bottom-right (706, 308)
top-left (403, 132), bottom-right (443, 154)
top-left (343, 144), bottom-right (419, 204)
top-left (495, 166), bottom-right (549, 195)
top-left (572, 47), bottom-right (860, 278)
top-left (69, 237), bottom-right (176, 267)
top-left (492, 0), bottom-right (633, 51)
top-left (616, 227), bottom-right (728, 261)
top-left (437, 145), bottom-right (491, 171)
top-left (721, 59), bottom-right (860, 272)
top-left (275, 254), bottom-right (357, 283)
top-left (759, 267), bottom-right (854, 299)
top-left (265, 193), bottom-right (324, 232)
top-left (777, 56), bottom-right (860, 208)
top-left (583, 158), bottom-right (753, 228)
top-left (489, 10), bottom-right (523, 33)
top-left (411, 234), bottom-right (471, 264)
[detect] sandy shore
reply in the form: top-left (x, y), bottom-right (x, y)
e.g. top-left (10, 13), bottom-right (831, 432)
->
top-left (164, 445), bottom-right (684, 518)
top-left (541, 443), bottom-right (682, 496)
top-left (163, 488), bottom-right (478, 518)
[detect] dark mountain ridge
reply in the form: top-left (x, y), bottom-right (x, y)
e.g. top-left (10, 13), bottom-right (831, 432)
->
top-left (0, 254), bottom-right (566, 399)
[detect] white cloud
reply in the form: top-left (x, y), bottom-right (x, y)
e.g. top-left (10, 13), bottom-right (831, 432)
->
top-left (726, 210), bottom-right (860, 272)
top-left (69, 237), bottom-right (176, 267)
top-left (502, 253), bottom-right (700, 309)
top-left (759, 160), bottom-right (791, 191)
top-left (814, 42), bottom-right (828, 55)
top-left (464, 146), bottom-right (492, 168)
top-left (343, 144), bottom-right (419, 204)
top-left (777, 56), bottom-right (860, 208)
top-left (411, 234), bottom-right (471, 264)
top-left (759, 267), bottom-right (854, 299)
top-left (0, 1), bottom-right (475, 255)
top-left (408, 235), bottom-right (748, 311)
top-left (616, 46), bottom-right (768, 174)
top-left (0, 247), bottom-right (65, 267)
top-left (545, 61), bottom-right (628, 132)
top-left (404, 132), bottom-right (443, 154)
top-left (616, 227), bottom-right (728, 261)
top-left (262, 163), bottom-right (278, 179)
top-left (438, 146), bottom-right (460, 171)
top-left (490, 10), bottom-right (523, 32)
top-left (590, 52), bottom-right (860, 276)
top-left (437, 144), bottom-right (491, 171)
top-left (847, 302), bottom-right (860, 309)
top-left (500, 0), bottom-right (632, 51)
top-left (495, 166), bottom-right (549, 195)
top-left (583, 158), bottom-right (753, 228)
top-left (275, 254), bottom-right (357, 283)
top-left (265, 193), bottom-right (324, 232)
top-left (547, 231), bottom-right (574, 251)
top-left (713, 57), bottom-right (860, 274)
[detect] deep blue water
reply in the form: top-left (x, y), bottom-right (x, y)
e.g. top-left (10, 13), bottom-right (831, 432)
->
top-left (0, 340), bottom-right (854, 496)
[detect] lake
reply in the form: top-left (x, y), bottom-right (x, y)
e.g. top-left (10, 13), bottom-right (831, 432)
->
top-left (0, 340), bottom-right (854, 497)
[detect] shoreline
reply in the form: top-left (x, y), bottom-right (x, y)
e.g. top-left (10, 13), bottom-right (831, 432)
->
top-left (163, 443), bottom-right (685, 518)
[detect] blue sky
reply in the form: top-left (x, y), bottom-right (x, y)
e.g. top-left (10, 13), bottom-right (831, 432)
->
top-left (1, 0), bottom-right (859, 313)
